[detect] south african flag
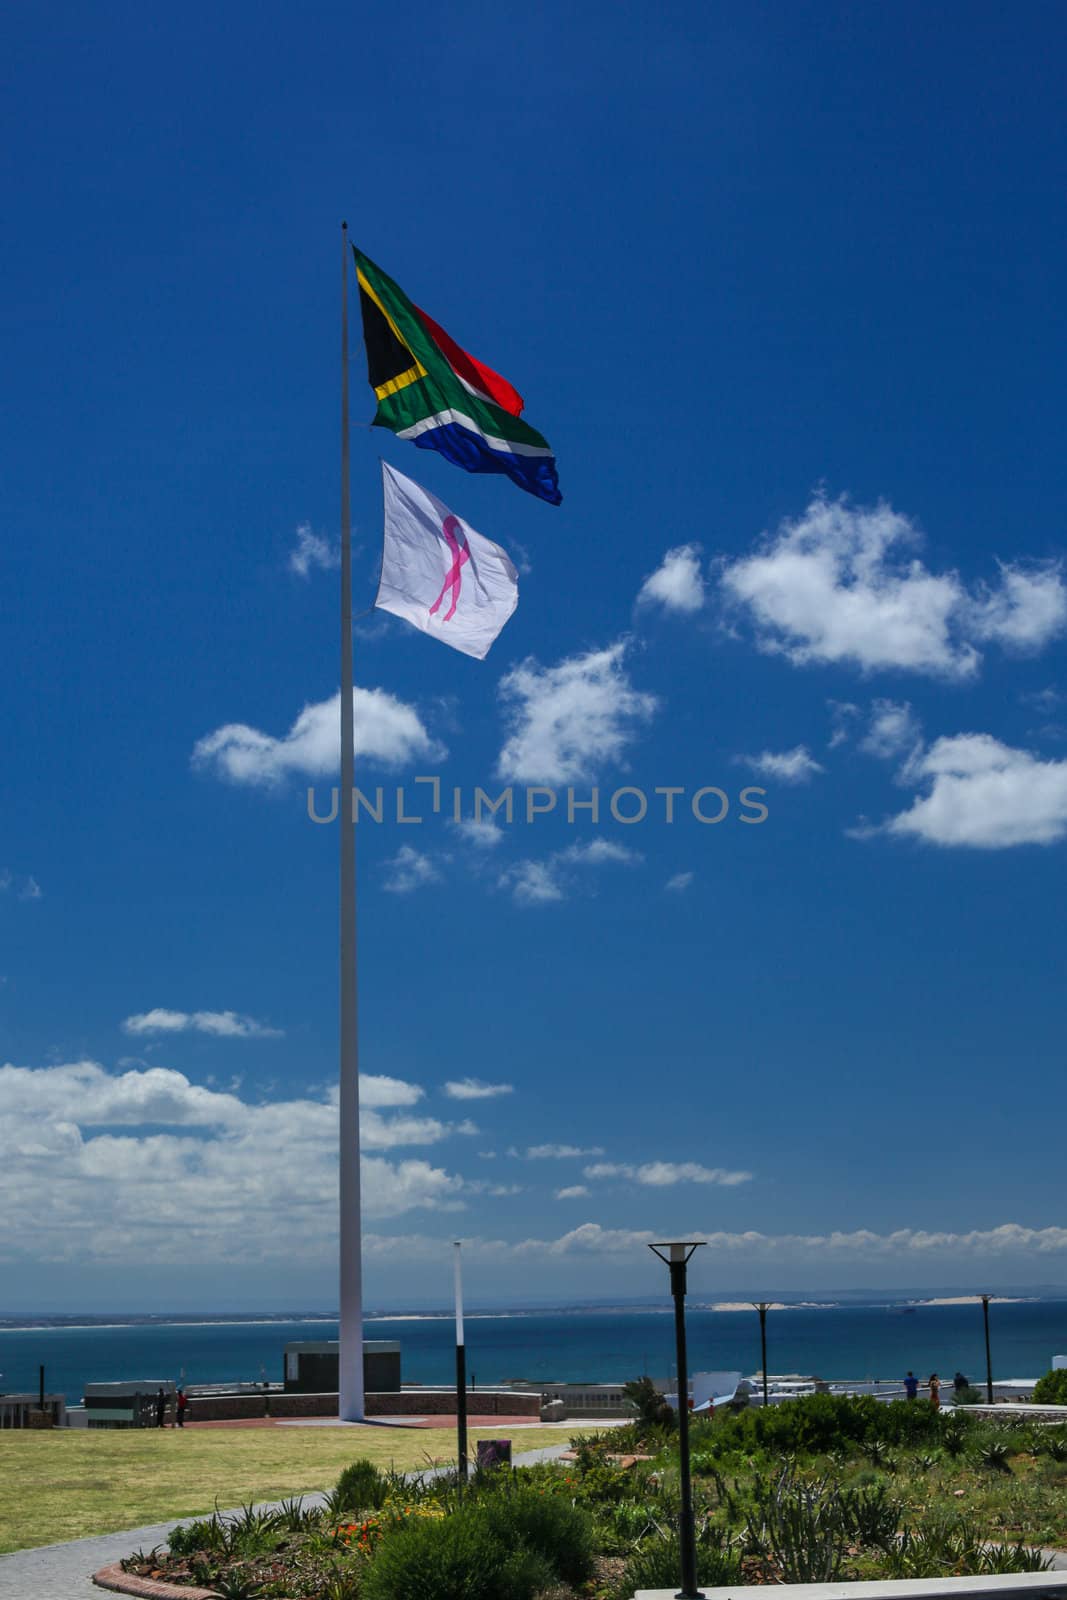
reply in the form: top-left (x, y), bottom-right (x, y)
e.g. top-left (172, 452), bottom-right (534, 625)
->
top-left (354, 248), bottom-right (561, 506)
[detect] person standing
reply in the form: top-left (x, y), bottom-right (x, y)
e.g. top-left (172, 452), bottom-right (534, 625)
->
top-left (904, 1371), bottom-right (919, 1400)
top-left (928, 1373), bottom-right (941, 1410)
top-left (175, 1387), bottom-right (188, 1428)
top-left (155, 1387), bottom-right (167, 1428)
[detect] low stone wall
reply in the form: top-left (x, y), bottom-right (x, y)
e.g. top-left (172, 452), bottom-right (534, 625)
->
top-left (186, 1389), bottom-right (540, 1423)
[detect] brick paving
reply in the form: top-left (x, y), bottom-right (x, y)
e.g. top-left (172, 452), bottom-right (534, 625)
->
top-left (0, 1442), bottom-right (571, 1600)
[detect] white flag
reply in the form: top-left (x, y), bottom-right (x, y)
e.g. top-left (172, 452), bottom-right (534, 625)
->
top-left (375, 462), bottom-right (519, 660)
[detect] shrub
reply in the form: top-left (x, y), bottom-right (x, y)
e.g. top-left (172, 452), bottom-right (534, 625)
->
top-left (478, 1484), bottom-right (596, 1585)
top-left (839, 1481), bottom-right (899, 1551)
top-left (335, 1458), bottom-right (389, 1512)
top-left (622, 1376), bottom-right (674, 1428)
top-left (746, 1469), bottom-right (850, 1583)
top-left (1032, 1369), bottom-right (1067, 1407)
top-left (697, 1393), bottom-right (945, 1458)
top-left (979, 1440), bottom-right (1012, 1474)
top-left (954, 1384), bottom-right (984, 1405)
top-left (621, 1531), bottom-right (740, 1597)
top-left (360, 1511), bottom-right (551, 1600)
top-left (941, 1416), bottom-right (970, 1457)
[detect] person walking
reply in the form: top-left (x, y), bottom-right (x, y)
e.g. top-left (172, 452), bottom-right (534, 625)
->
top-left (155, 1387), bottom-right (167, 1428)
top-left (953, 1370), bottom-right (969, 1396)
top-left (175, 1387), bottom-right (188, 1428)
top-left (928, 1373), bottom-right (941, 1410)
top-left (904, 1371), bottom-right (919, 1400)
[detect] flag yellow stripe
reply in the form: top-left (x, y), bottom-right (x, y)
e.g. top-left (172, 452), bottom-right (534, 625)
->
top-left (357, 267), bottom-right (427, 397)
top-left (374, 365), bottom-right (425, 399)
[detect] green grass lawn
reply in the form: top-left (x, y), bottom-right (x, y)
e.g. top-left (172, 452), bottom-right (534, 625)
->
top-left (0, 1424), bottom-right (570, 1554)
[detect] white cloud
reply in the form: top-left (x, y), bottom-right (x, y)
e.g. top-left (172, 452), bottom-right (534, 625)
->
top-left (1, 871), bottom-right (42, 902)
top-left (193, 688), bottom-right (445, 786)
top-left (496, 642), bottom-right (658, 785)
top-left (878, 733), bottom-right (1067, 848)
top-left (359, 1219), bottom-right (1067, 1267)
top-left (537, 1220), bottom-right (1067, 1259)
top-left (738, 746), bottom-right (824, 784)
top-left (443, 1079), bottom-right (514, 1101)
top-left (360, 1075), bottom-right (425, 1108)
top-left (122, 1009), bottom-right (283, 1040)
top-left (465, 1179), bottom-right (523, 1198)
top-left (526, 1143), bottom-right (605, 1159)
top-left (969, 565), bottom-right (1067, 649)
top-left (450, 816), bottom-right (505, 850)
top-left (289, 523), bottom-right (339, 579)
top-left (828, 700), bottom-right (861, 748)
top-left (721, 495), bottom-right (1066, 678)
top-left (584, 1160), bottom-right (752, 1187)
top-left (559, 838), bottom-right (641, 866)
top-left (499, 859), bottom-right (565, 906)
top-left (860, 699), bottom-right (922, 761)
top-left (555, 1185), bottom-right (590, 1200)
top-left (500, 837), bottom-right (641, 907)
top-left (383, 846), bottom-right (441, 894)
top-left (665, 871), bottom-right (694, 892)
top-left (0, 1060), bottom-right (482, 1265)
top-left (637, 544), bottom-right (705, 614)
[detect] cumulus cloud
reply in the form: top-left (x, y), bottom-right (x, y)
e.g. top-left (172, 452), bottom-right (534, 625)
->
top-left (499, 837), bottom-right (642, 907)
top-left (496, 642), bottom-right (658, 785)
top-left (450, 816), bottom-right (505, 850)
top-left (360, 1075), bottom-right (425, 1108)
top-left (525, 1143), bottom-right (605, 1159)
top-left (443, 1079), bottom-right (514, 1101)
top-left (637, 544), bottom-right (705, 614)
top-left (193, 688), bottom-right (445, 786)
top-left (584, 1160), bottom-right (752, 1187)
top-left (555, 1185), bottom-right (590, 1200)
top-left (1, 871), bottom-right (42, 902)
top-left (665, 871), bottom-right (694, 892)
top-left (560, 839), bottom-right (641, 866)
top-left (499, 859), bottom-right (565, 906)
top-left (877, 733), bottom-right (1067, 848)
top-left (738, 746), bottom-right (824, 784)
top-left (122, 1009), bottom-right (283, 1040)
top-left (721, 496), bottom-right (1066, 678)
top-left (382, 846), bottom-right (441, 894)
top-left (860, 700), bottom-right (922, 762)
top-left (351, 1218), bottom-right (1067, 1268)
top-left (0, 1060), bottom-right (483, 1265)
top-left (289, 523), bottom-right (339, 579)
top-left (969, 565), bottom-right (1067, 649)
top-left (828, 700), bottom-right (861, 748)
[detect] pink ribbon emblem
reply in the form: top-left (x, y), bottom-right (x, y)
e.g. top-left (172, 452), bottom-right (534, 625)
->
top-left (428, 514), bottom-right (470, 623)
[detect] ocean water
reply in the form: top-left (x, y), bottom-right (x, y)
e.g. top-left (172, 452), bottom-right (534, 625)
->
top-left (4, 1300), bottom-right (1067, 1405)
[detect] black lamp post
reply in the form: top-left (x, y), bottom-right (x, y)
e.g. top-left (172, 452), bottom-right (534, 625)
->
top-left (753, 1303), bottom-right (771, 1410)
top-left (649, 1241), bottom-right (706, 1600)
top-left (981, 1293), bottom-right (994, 1404)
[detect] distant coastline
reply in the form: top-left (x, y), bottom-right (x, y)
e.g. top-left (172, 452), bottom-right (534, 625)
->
top-left (2, 1288), bottom-right (1066, 1334)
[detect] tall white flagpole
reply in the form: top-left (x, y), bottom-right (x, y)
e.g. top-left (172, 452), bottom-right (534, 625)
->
top-left (454, 1241), bottom-right (468, 1480)
top-left (338, 221), bottom-right (364, 1422)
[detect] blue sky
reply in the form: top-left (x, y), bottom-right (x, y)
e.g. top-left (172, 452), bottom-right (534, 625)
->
top-left (4, 0), bottom-right (1067, 1311)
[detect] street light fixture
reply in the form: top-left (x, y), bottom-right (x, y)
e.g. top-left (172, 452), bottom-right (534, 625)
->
top-left (649, 1241), bottom-right (706, 1600)
top-left (752, 1303), bottom-right (772, 1410)
top-left (980, 1294), bottom-right (994, 1404)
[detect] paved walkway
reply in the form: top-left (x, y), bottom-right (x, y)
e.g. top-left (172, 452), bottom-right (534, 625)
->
top-left (0, 1442), bottom-right (571, 1600)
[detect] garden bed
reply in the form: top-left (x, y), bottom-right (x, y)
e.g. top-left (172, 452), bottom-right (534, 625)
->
top-left (111, 1398), bottom-right (1067, 1600)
